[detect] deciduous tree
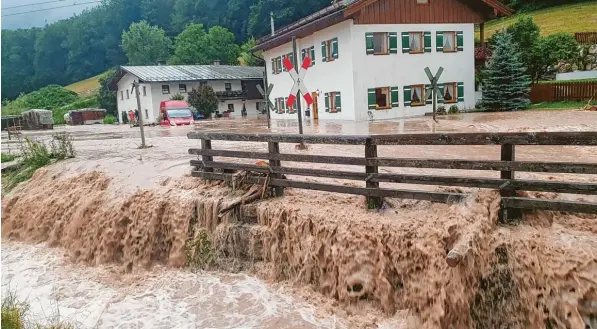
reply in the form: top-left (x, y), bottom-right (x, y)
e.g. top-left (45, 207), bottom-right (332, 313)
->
top-left (121, 21), bottom-right (172, 65)
top-left (187, 85), bottom-right (218, 118)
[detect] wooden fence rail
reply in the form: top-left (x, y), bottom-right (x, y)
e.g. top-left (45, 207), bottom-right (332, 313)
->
top-left (530, 81), bottom-right (597, 103)
top-left (575, 32), bottom-right (597, 45)
top-left (188, 131), bottom-right (597, 221)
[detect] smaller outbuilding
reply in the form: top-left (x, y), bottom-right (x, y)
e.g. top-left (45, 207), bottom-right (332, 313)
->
top-left (67, 108), bottom-right (107, 125)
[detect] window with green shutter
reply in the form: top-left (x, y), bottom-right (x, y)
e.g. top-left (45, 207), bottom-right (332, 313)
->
top-left (456, 31), bottom-right (464, 51)
top-left (457, 82), bottom-right (464, 102)
top-left (281, 54), bottom-right (286, 72)
top-left (366, 32), bottom-right (374, 55)
top-left (301, 46), bottom-right (315, 66)
top-left (310, 46), bottom-right (315, 65)
top-left (276, 57), bottom-right (282, 74)
top-left (331, 37), bottom-right (338, 59)
top-left (404, 86), bottom-right (412, 106)
top-left (442, 82), bottom-right (457, 103)
top-left (401, 32), bottom-right (409, 53)
top-left (321, 41), bottom-right (327, 62)
top-left (438, 84), bottom-right (445, 104)
top-left (391, 87), bottom-right (399, 107)
top-left (424, 31), bottom-right (432, 53)
top-left (368, 88), bottom-right (376, 110)
top-left (436, 32), bottom-right (444, 52)
top-left (324, 93), bottom-right (330, 112)
top-left (389, 32), bottom-right (398, 54)
top-left (271, 58), bottom-right (275, 75)
top-left (334, 92), bottom-right (341, 112)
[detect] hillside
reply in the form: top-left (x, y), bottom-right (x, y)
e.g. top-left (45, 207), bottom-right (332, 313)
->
top-left (64, 73), bottom-right (104, 96)
top-left (480, 1), bottom-right (597, 38)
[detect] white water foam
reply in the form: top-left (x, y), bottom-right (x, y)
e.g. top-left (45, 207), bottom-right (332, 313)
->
top-left (1, 242), bottom-right (343, 329)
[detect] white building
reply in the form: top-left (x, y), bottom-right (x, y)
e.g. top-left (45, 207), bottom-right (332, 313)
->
top-left (110, 65), bottom-right (266, 123)
top-left (254, 0), bottom-right (512, 121)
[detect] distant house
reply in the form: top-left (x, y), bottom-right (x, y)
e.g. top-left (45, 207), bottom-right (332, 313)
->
top-left (254, 0), bottom-right (512, 121)
top-left (109, 64), bottom-right (266, 123)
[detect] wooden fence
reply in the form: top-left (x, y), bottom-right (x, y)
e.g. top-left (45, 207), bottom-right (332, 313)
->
top-left (188, 131), bottom-right (597, 221)
top-left (530, 81), bottom-right (597, 103)
top-left (575, 32), bottom-right (597, 45)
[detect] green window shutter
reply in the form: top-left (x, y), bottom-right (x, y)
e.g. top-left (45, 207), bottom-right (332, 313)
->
top-left (289, 53), bottom-right (294, 67)
top-left (281, 55), bottom-right (286, 71)
top-left (401, 32), bottom-right (410, 53)
top-left (368, 88), bottom-right (376, 110)
top-left (277, 57), bottom-right (282, 73)
top-left (321, 41), bottom-right (327, 62)
top-left (436, 32), bottom-right (444, 52)
top-left (332, 37), bottom-right (339, 59)
top-left (425, 84), bottom-right (432, 104)
top-left (301, 49), bottom-right (306, 62)
top-left (457, 31), bottom-right (464, 51)
top-left (389, 32), bottom-right (398, 54)
top-left (271, 58), bottom-right (275, 75)
top-left (391, 87), bottom-right (399, 107)
top-left (457, 82), bottom-right (464, 102)
top-left (324, 93), bottom-right (330, 112)
top-left (424, 31), bottom-right (432, 53)
top-left (284, 97), bottom-right (289, 112)
top-left (366, 32), bottom-right (374, 55)
top-left (404, 86), bottom-right (411, 107)
top-left (311, 46), bottom-right (315, 66)
top-left (438, 84), bottom-right (445, 104)
top-left (335, 92), bottom-right (341, 112)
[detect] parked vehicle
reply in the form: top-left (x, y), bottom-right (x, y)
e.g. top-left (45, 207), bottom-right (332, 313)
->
top-left (67, 108), bottom-right (106, 125)
top-left (159, 100), bottom-right (194, 126)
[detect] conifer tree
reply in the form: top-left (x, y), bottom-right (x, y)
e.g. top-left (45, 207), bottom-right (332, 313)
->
top-left (482, 32), bottom-right (531, 111)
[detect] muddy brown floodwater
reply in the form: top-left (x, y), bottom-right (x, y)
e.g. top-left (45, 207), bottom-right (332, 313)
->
top-left (2, 110), bottom-right (597, 329)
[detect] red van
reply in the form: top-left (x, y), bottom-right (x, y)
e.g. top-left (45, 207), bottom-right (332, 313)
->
top-left (159, 100), bottom-right (194, 126)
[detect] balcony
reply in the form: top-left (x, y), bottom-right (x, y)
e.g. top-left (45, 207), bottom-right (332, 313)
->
top-left (215, 90), bottom-right (247, 100)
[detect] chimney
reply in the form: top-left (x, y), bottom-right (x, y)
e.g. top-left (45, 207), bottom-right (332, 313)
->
top-left (212, 60), bottom-right (221, 65)
top-left (270, 11), bottom-right (275, 36)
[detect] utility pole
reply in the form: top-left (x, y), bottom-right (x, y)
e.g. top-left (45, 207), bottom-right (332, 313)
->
top-left (263, 73), bottom-right (271, 129)
top-left (132, 80), bottom-right (147, 148)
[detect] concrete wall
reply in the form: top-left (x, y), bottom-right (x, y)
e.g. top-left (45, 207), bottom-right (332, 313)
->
top-left (117, 73), bottom-right (154, 123)
top-left (263, 21), bottom-right (476, 121)
top-left (556, 71), bottom-right (597, 81)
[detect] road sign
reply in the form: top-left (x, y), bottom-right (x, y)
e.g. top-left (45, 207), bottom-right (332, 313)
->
top-left (256, 83), bottom-right (275, 110)
top-left (283, 57), bottom-right (313, 107)
top-left (424, 66), bottom-right (444, 121)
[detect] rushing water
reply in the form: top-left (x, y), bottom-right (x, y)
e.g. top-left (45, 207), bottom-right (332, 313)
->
top-left (1, 242), bottom-right (343, 329)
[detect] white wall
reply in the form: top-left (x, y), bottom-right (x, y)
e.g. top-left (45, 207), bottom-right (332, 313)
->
top-left (117, 73), bottom-right (153, 123)
top-left (117, 78), bottom-right (255, 123)
top-left (216, 99), bottom-right (263, 117)
top-left (351, 23), bottom-right (476, 121)
top-left (262, 21), bottom-right (476, 122)
top-left (264, 20), bottom-right (356, 121)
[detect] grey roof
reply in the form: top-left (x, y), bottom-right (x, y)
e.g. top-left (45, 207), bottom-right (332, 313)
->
top-left (121, 65), bottom-right (265, 82)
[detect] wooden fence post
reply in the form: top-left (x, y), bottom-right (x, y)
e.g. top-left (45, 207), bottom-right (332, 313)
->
top-left (365, 138), bottom-right (383, 210)
top-left (268, 141), bottom-right (284, 197)
top-left (201, 138), bottom-right (213, 172)
top-left (500, 144), bottom-right (521, 222)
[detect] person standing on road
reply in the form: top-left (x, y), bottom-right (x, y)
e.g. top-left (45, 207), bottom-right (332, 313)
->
top-left (128, 110), bottom-right (135, 128)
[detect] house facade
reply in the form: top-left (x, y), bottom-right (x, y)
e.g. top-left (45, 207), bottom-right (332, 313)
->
top-left (110, 65), bottom-right (266, 123)
top-left (255, 0), bottom-right (511, 121)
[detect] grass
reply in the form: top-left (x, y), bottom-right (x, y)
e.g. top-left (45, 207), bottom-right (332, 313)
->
top-left (479, 1), bottom-right (597, 38)
top-left (64, 73), bottom-right (103, 95)
top-left (2, 134), bottom-right (75, 193)
top-left (538, 78), bottom-right (597, 84)
top-left (103, 115), bottom-right (117, 124)
top-left (1, 153), bottom-right (18, 162)
top-left (2, 291), bottom-right (74, 329)
top-left (527, 101), bottom-right (595, 110)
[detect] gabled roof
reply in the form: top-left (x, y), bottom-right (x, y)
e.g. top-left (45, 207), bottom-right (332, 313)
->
top-left (109, 65), bottom-right (264, 91)
top-left (254, 0), bottom-right (513, 52)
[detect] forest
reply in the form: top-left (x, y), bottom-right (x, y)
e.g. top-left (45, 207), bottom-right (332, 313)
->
top-left (0, 0), bottom-right (584, 101)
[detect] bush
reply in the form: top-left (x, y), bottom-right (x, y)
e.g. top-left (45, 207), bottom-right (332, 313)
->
top-left (2, 134), bottom-right (75, 193)
top-left (170, 93), bottom-right (185, 100)
top-left (448, 105), bottom-right (460, 114)
top-left (437, 106), bottom-right (447, 115)
top-left (187, 85), bottom-right (218, 118)
top-left (1, 153), bottom-right (17, 162)
top-left (103, 115), bottom-right (117, 124)
top-left (1, 291), bottom-right (74, 329)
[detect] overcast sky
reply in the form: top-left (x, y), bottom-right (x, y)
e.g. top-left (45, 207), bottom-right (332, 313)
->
top-left (1, 0), bottom-right (98, 30)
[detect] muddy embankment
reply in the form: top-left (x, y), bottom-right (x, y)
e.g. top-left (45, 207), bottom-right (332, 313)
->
top-left (2, 169), bottom-right (597, 329)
